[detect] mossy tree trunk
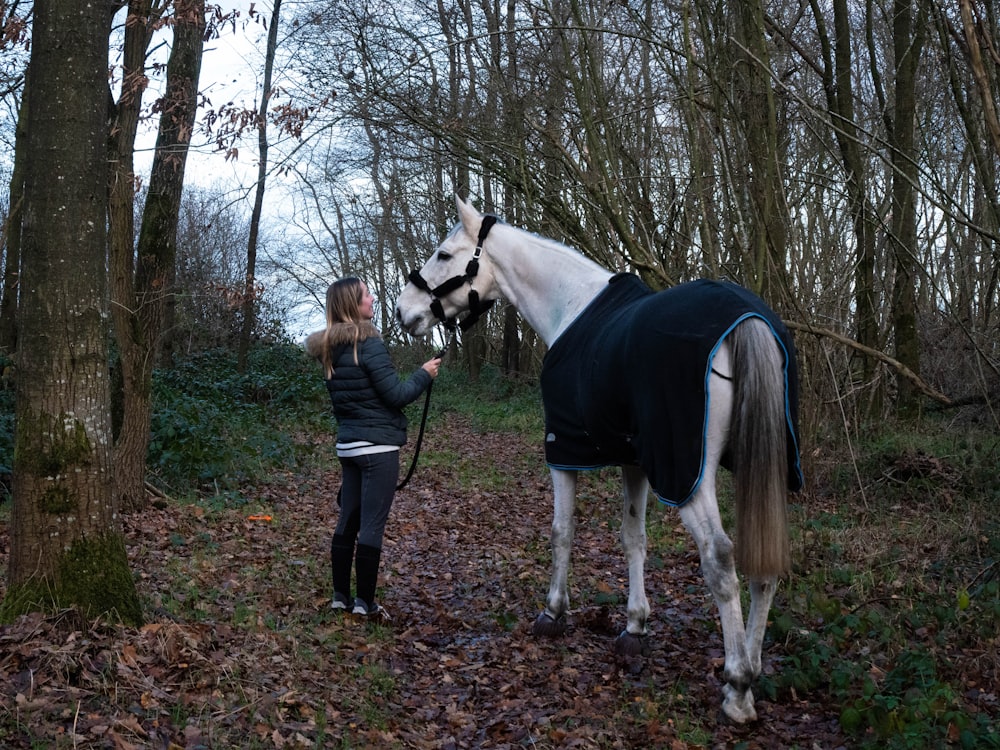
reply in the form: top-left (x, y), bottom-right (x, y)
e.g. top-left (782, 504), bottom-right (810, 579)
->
top-left (4, 0), bottom-right (141, 625)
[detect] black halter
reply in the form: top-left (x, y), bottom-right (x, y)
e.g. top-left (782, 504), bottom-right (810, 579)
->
top-left (407, 215), bottom-right (498, 333)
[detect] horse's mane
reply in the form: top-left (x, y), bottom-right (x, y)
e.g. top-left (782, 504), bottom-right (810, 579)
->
top-left (504, 222), bottom-right (610, 275)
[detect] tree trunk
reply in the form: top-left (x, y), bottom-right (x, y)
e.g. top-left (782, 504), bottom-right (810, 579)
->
top-left (4, 0), bottom-right (141, 624)
top-left (682, 3), bottom-right (721, 277)
top-left (499, 0), bottom-right (525, 377)
top-left (502, 304), bottom-right (519, 375)
top-left (889, 0), bottom-right (924, 417)
top-left (0, 75), bottom-right (28, 355)
top-left (237, 0), bottom-right (281, 373)
top-left (114, 0), bottom-right (205, 511)
top-left (810, 0), bottom-right (883, 413)
top-left (108, 0), bottom-right (157, 505)
top-left (733, 0), bottom-right (790, 304)
top-left (945, 1), bottom-right (1000, 328)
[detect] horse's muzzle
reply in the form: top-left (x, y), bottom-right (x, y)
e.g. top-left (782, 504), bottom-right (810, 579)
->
top-left (395, 305), bottom-right (430, 337)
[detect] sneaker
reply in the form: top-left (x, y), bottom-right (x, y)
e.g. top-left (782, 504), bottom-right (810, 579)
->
top-left (352, 598), bottom-right (388, 620)
top-left (331, 592), bottom-right (351, 611)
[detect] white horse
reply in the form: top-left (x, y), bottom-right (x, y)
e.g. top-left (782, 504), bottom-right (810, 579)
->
top-left (395, 196), bottom-right (802, 723)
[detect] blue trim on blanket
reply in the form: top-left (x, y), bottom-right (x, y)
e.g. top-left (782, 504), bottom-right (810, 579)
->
top-left (543, 310), bottom-right (805, 507)
top-left (664, 311), bottom-right (803, 508)
top-left (541, 275), bottom-right (803, 505)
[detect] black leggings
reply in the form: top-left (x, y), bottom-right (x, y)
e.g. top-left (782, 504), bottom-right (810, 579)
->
top-left (336, 450), bottom-right (400, 549)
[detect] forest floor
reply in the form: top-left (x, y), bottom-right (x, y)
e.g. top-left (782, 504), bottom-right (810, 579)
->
top-left (0, 414), bottom-right (995, 748)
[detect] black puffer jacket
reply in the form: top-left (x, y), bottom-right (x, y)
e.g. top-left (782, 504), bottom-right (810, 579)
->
top-left (307, 324), bottom-right (432, 446)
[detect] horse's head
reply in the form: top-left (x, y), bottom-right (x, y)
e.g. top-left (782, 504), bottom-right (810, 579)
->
top-left (396, 195), bottom-right (500, 338)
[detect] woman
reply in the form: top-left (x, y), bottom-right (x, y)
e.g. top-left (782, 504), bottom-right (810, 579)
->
top-left (306, 277), bottom-right (441, 616)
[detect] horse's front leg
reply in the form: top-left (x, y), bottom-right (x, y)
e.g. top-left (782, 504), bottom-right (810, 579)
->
top-left (614, 465), bottom-right (650, 656)
top-left (533, 468), bottom-right (577, 637)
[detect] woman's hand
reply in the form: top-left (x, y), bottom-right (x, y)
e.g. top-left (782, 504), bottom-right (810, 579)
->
top-left (421, 356), bottom-right (442, 378)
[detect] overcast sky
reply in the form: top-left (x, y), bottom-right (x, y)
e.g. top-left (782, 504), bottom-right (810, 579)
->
top-left (128, 1), bottom-right (329, 339)
top-left (132, 1), bottom-right (269, 191)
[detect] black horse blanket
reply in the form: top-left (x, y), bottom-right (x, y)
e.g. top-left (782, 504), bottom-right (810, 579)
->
top-left (540, 274), bottom-right (803, 506)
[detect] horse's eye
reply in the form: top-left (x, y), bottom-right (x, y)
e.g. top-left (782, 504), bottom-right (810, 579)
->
top-left (437, 251), bottom-right (452, 261)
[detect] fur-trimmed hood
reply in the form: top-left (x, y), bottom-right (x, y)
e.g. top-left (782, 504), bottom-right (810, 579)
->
top-left (309, 320), bottom-right (432, 447)
top-left (305, 321), bottom-right (381, 359)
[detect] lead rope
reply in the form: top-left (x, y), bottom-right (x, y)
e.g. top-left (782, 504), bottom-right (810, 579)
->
top-left (396, 338), bottom-right (451, 491)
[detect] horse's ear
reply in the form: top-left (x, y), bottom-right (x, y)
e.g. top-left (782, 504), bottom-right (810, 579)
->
top-left (455, 194), bottom-right (480, 235)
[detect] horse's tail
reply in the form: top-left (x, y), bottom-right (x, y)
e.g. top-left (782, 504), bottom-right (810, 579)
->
top-left (729, 317), bottom-right (791, 579)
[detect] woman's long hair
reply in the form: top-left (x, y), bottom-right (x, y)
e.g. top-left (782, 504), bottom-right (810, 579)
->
top-left (318, 277), bottom-right (364, 378)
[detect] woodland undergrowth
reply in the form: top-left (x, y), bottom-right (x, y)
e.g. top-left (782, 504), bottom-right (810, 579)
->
top-left (0, 345), bottom-right (997, 749)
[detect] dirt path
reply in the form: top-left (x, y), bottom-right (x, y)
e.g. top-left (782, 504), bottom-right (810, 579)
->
top-left (0, 415), bottom-right (848, 748)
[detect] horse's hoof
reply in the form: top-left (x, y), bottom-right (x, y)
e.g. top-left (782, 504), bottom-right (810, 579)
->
top-left (613, 631), bottom-right (649, 657)
top-left (721, 683), bottom-right (758, 724)
top-left (532, 611), bottom-right (567, 637)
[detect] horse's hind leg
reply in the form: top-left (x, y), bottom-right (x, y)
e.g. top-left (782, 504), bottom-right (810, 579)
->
top-left (746, 576), bottom-right (778, 679)
top-left (614, 465), bottom-right (650, 656)
top-left (533, 468), bottom-right (577, 636)
top-left (679, 492), bottom-right (757, 723)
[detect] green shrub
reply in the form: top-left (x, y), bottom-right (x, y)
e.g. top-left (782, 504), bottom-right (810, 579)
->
top-left (424, 362), bottom-right (543, 434)
top-left (774, 422), bottom-right (1000, 748)
top-left (148, 344), bottom-right (328, 492)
